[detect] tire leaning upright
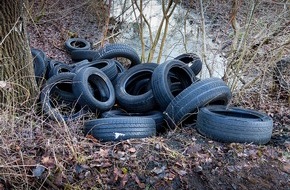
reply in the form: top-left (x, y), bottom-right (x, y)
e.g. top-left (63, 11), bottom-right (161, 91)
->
top-left (151, 59), bottom-right (198, 111)
top-left (164, 77), bottom-right (232, 128)
top-left (72, 67), bottom-right (115, 112)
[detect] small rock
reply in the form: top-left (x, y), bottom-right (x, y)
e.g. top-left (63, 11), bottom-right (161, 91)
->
top-left (194, 165), bottom-right (203, 173)
top-left (32, 165), bottom-right (45, 178)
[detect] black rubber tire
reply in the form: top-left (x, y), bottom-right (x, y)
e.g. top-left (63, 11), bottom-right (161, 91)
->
top-left (40, 73), bottom-right (87, 121)
top-left (31, 48), bottom-right (47, 62)
top-left (70, 59), bottom-right (90, 71)
top-left (164, 77), bottom-right (232, 128)
top-left (129, 78), bottom-right (151, 95)
top-left (101, 110), bottom-right (165, 132)
top-left (72, 59), bottom-right (118, 81)
top-left (151, 59), bottom-right (197, 111)
top-left (46, 60), bottom-right (64, 79)
top-left (49, 74), bottom-right (76, 102)
top-left (64, 38), bottom-right (91, 53)
top-left (175, 53), bottom-right (202, 75)
top-left (84, 117), bottom-right (156, 142)
top-left (31, 48), bottom-right (47, 84)
top-left (95, 44), bottom-right (141, 67)
top-left (71, 44), bottom-right (141, 68)
top-left (114, 60), bottom-right (126, 73)
top-left (72, 67), bottom-right (115, 111)
top-left (115, 63), bottom-right (158, 113)
top-left (48, 63), bottom-right (72, 78)
top-left (100, 43), bottom-right (136, 52)
top-left (196, 105), bottom-right (273, 144)
top-left (71, 50), bottom-right (99, 61)
top-left (170, 82), bottom-right (184, 97)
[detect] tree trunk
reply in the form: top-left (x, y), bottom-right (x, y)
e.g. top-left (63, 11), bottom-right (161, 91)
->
top-left (0, 0), bottom-right (38, 111)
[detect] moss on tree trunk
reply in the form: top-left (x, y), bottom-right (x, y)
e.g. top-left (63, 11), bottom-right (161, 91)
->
top-left (0, 0), bottom-right (38, 111)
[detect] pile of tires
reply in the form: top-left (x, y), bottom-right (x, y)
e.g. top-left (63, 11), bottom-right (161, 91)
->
top-left (32, 38), bottom-right (273, 144)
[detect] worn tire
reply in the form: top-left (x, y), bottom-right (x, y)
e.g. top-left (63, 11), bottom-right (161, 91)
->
top-left (31, 48), bottom-right (47, 60)
top-left (114, 60), bottom-right (126, 73)
top-left (175, 53), bottom-right (202, 75)
top-left (111, 60), bottom-right (127, 85)
top-left (48, 63), bottom-right (72, 78)
top-left (151, 59), bottom-right (197, 111)
top-left (40, 73), bottom-right (86, 121)
top-left (72, 67), bottom-right (115, 111)
top-left (128, 78), bottom-right (151, 95)
top-left (164, 77), bottom-right (232, 128)
top-left (71, 50), bottom-right (99, 61)
top-left (95, 44), bottom-right (141, 67)
top-left (31, 48), bottom-right (47, 84)
top-left (84, 117), bottom-right (156, 142)
top-left (65, 38), bottom-right (91, 53)
top-left (71, 44), bottom-right (141, 68)
top-left (72, 59), bottom-right (118, 81)
top-left (196, 105), bottom-right (273, 144)
top-left (46, 60), bottom-right (64, 79)
top-left (101, 110), bottom-right (165, 132)
top-left (115, 63), bottom-right (158, 112)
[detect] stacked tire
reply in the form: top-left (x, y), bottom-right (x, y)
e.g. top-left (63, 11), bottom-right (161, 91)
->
top-left (33, 38), bottom-right (273, 144)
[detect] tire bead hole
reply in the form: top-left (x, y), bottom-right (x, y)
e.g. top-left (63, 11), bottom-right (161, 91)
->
top-left (71, 41), bottom-right (86, 48)
top-left (212, 110), bottom-right (261, 119)
top-left (88, 75), bottom-right (110, 102)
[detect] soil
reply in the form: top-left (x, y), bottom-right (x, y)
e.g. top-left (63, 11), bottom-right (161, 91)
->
top-left (0, 0), bottom-right (289, 189)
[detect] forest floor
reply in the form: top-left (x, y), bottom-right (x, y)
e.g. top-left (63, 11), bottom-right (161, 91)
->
top-left (0, 0), bottom-right (289, 189)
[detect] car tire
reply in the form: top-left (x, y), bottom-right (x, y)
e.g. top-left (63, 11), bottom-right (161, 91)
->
top-left (84, 117), bottom-right (156, 142)
top-left (31, 48), bottom-right (47, 84)
top-left (164, 77), bottom-right (232, 128)
top-left (115, 63), bottom-right (158, 112)
top-left (64, 38), bottom-right (91, 53)
top-left (48, 63), bottom-right (72, 78)
top-left (72, 67), bottom-right (115, 112)
top-left (40, 73), bottom-right (86, 121)
top-left (151, 59), bottom-right (197, 111)
top-left (101, 110), bottom-right (165, 133)
top-left (70, 50), bottom-right (99, 61)
top-left (95, 44), bottom-right (141, 67)
top-left (72, 59), bottom-right (118, 81)
top-left (196, 105), bottom-right (273, 144)
top-left (175, 53), bottom-right (203, 75)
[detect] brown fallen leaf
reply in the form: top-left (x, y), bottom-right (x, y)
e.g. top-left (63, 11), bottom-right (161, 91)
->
top-left (85, 134), bottom-right (99, 143)
top-left (113, 167), bottom-right (121, 182)
top-left (99, 148), bottom-right (109, 157)
top-left (121, 173), bottom-right (129, 187)
top-left (131, 172), bottom-right (145, 189)
top-left (41, 156), bottom-right (54, 168)
top-left (128, 147), bottom-right (136, 153)
top-left (282, 163), bottom-right (290, 174)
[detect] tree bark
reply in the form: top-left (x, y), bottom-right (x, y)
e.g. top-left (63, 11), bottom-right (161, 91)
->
top-left (0, 0), bottom-right (38, 110)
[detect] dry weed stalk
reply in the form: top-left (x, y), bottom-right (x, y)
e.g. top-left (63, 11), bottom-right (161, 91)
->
top-left (220, 0), bottom-right (290, 105)
top-left (132, 0), bottom-right (177, 63)
top-left (0, 98), bottom-right (89, 188)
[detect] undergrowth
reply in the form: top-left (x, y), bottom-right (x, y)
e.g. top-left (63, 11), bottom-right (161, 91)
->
top-left (0, 0), bottom-right (289, 189)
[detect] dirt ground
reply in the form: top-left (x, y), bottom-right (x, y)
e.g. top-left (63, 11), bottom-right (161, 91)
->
top-left (0, 0), bottom-right (289, 189)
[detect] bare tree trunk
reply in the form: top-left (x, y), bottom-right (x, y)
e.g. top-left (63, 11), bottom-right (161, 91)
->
top-left (0, 0), bottom-right (38, 110)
